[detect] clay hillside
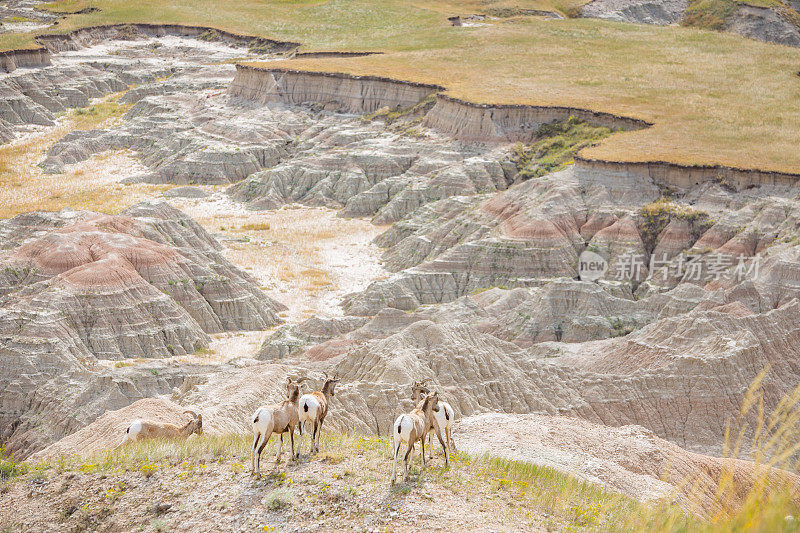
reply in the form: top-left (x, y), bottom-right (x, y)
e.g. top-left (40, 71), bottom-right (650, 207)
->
top-left (1, 1), bottom-right (800, 532)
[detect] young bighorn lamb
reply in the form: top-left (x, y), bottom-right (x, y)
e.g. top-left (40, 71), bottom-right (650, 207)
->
top-left (391, 391), bottom-right (449, 484)
top-left (116, 410), bottom-right (203, 448)
top-left (251, 377), bottom-right (306, 475)
top-left (411, 379), bottom-right (456, 457)
top-left (298, 373), bottom-right (340, 455)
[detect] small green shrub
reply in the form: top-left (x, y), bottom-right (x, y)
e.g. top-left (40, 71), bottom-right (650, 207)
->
top-left (0, 446), bottom-right (28, 479)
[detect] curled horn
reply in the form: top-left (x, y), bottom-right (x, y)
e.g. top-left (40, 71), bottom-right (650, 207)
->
top-left (419, 378), bottom-right (432, 385)
top-left (183, 410), bottom-right (198, 419)
top-left (296, 377), bottom-right (310, 383)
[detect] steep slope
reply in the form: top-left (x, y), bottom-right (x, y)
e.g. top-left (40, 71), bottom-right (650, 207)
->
top-left (0, 202), bottom-right (284, 456)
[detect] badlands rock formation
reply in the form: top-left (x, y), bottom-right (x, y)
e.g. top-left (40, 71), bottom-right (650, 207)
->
top-left (581, 0), bottom-right (688, 25)
top-left (1, 26), bottom-right (799, 519)
top-left (218, 66), bottom-right (800, 457)
top-left (0, 202), bottom-right (284, 456)
top-left (580, 0), bottom-right (800, 47)
top-left (0, 0), bottom-right (59, 35)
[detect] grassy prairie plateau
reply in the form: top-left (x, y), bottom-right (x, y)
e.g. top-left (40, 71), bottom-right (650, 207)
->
top-left (0, 0), bottom-right (797, 173)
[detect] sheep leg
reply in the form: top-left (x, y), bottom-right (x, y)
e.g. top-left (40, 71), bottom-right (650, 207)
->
top-left (428, 431), bottom-right (434, 459)
top-left (434, 427), bottom-right (449, 466)
top-left (403, 441), bottom-right (414, 480)
top-left (251, 432), bottom-right (261, 475)
top-left (290, 427), bottom-right (297, 460)
top-left (256, 434), bottom-right (271, 475)
top-left (114, 435), bottom-right (128, 450)
top-left (276, 433), bottom-right (284, 463)
top-left (421, 433), bottom-right (427, 466)
top-left (312, 421), bottom-right (319, 454)
top-left (448, 426), bottom-right (457, 453)
top-left (391, 435), bottom-right (401, 484)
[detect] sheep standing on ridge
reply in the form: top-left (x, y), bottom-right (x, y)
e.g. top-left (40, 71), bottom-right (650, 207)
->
top-left (251, 377), bottom-right (306, 475)
top-left (298, 373), bottom-right (340, 455)
top-left (391, 391), bottom-right (449, 484)
top-left (115, 410), bottom-right (203, 448)
top-left (411, 379), bottom-right (456, 458)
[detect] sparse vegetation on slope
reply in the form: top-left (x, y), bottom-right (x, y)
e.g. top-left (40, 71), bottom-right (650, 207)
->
top-left (0, 432), bottom-right (683, 531)
top-left (511, 116), bottom-right (613, 180)
top-left (0, 446), bottom-right (28, 480)
top-left (683, 0), bottom-right (800, 31)
top-left (0, 93), bottom-right (168, 219)
top-left (683, 0), bottom-right (739, 30)
top-left (638, 197), bottom-right (712, 253)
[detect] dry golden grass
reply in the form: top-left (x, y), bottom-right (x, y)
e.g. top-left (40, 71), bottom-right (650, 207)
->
top-left (193, 208), bottom-right (336, 296)
top-left (0, 1), bottom-right (797, 172)
top-left (0, 96), bottom-right (169, 218)
top-left (270, 19), bottom-right (800, 173)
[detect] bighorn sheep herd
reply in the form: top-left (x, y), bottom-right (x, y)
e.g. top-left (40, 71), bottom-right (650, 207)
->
top-left (115, 375), bottom-right (455, 484)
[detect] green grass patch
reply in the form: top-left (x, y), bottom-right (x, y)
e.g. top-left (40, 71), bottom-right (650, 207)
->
top-left (683, 0), bottom-right (738, 30)
top-left (511, 116), bottom-right (613, 180)
top-left (39, 0), bottom-right (94, 14)
top-left (71, 98), bottom-right (132, 130)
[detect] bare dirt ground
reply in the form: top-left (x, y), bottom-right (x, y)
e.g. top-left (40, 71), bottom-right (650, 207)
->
top-left (172, 194), bottom-right (388, 324)
top-left (1, 434), bottom-right (579, 533)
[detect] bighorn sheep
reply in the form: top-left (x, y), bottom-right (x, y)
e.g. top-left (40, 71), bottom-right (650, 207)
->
top-left (251, 377), bottom-right (306, 475)
top-left (298, 373), bottom-right (340, 455)
top-left (391, 391), bottom-right (449, 484)
top-left (116, 411), bottom-right (203, 447)
top-left (411, 379), bottom-right (456, 457)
